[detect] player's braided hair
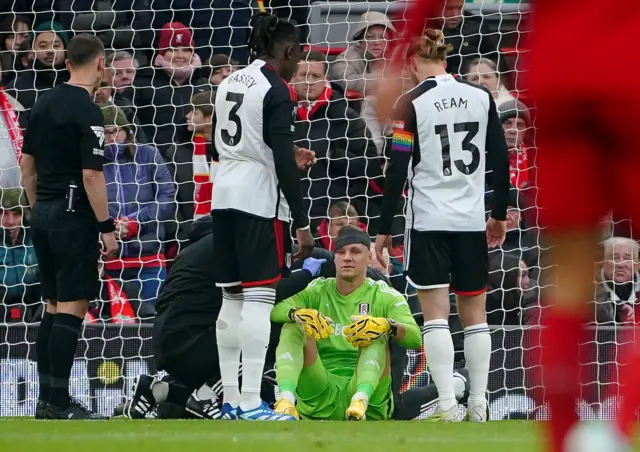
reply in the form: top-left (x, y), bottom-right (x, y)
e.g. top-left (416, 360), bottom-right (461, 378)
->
top-left (248, 13), bottom-right (299, 60)
top-left (407, 28), bottom-right (453, 62)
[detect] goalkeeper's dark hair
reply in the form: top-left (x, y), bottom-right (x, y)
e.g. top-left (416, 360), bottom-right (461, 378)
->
top-left (248, 13), bottom-right (299, 60)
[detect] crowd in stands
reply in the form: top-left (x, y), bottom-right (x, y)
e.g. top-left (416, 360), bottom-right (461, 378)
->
top-left (0, 1), bottom-right (637, 329)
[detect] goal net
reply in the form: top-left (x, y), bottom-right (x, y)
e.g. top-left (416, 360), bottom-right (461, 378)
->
top-left (0, 0), bottom-right (630, 420)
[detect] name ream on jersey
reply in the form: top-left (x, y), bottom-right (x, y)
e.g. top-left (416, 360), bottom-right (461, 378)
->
top-left (228, 72), bottom-right (257, 89)
top-left (433, 97), bottom-right (468, 112)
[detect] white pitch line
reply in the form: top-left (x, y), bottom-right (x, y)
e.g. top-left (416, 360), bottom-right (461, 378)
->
top-left (0, 431), bottom-right (536, 444)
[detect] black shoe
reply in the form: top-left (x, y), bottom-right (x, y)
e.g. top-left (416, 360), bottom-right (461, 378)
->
top-left (47, 400), bottom-right (106, 420)
top-left (125, 374), bottom-right (156, 419)
top-left (185, 393), bottom-right (221, 419)
top-left (35, 400), bottom-right (48, 419)
top-left (454, 368), bottom-right (471, 406)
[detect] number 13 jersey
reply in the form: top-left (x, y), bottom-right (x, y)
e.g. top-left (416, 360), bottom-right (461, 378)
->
top-left (380, 74), bottom-right (509, 233)
top-left (212, 59), bottom-right (298, 222)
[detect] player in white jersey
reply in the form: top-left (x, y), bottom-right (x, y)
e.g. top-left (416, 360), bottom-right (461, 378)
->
top-left (375, 29), bottom-right (510, 422)
top-left (211, 13), bottom-right (315, 421)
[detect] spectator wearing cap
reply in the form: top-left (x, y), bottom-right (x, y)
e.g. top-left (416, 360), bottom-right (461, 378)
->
top-left (133, 22), bottom-right (207, 156)
top-left (101, 104), bottom-right (175, 308)
top-left (6, 21), bottom-right (69, 115)
top-left (440, 0), bottom-right (501, 76)
top-left (328, 12), bottom-right (396, 97)
top-left (0, 187), bottom-right (41, 321)
top-left (202, 53), bottom-right (238, 86)
top-left (0, 15), bottom-right (32, 86)
top-left (498, 99), bottom-right (533, 191)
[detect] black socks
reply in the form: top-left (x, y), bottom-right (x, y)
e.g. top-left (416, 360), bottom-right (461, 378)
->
top-left (48, 313), bottom-right (82, 409)
top-left (35, 311), bottom-right (55, 403)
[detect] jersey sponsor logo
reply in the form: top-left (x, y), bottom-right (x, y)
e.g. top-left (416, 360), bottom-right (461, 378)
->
top-left (392, 130), bottom-right (413, 153)
top-left (359, 303), bottom-right (369, 315)
top-left (93, 148), bottom-right (104, 156)
top-left (392, 120), bottom-right (405, 130)
top-left (285, 253), bottom-right (292, 269)
top-left (90, 126), bottom-right (105, 146)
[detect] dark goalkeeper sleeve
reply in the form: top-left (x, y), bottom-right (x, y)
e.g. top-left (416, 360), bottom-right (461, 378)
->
top-left (275, 269), bottom-right (315, 303)
top-left (264, 84), bottom-right (309, 230)
top-left (485, 94), bottom-right (511, 221)
top-left (379, 101), bottom-right (417, 235)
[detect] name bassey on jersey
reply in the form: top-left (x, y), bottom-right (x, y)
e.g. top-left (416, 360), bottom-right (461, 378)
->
top-left (392, 74), bottom-right (491, 232)
top-left (211, 59), bottom-right (293, 222)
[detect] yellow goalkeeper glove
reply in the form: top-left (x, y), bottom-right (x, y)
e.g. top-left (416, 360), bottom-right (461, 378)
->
top-left (344, 315), bottom-right (397, 348)
top-left (289, 308), bottom-right (334, 340)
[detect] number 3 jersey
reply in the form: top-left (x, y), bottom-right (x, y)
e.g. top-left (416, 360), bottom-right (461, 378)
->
top-left (379, 73), bottom-right (510, 233)
top-left (211, 59), bottom-right (308, 227)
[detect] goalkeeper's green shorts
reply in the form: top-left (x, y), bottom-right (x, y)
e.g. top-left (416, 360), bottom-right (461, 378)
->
top-left (295, 356), bottom-right (393, 420)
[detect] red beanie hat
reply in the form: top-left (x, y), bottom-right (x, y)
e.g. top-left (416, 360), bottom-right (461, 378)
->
top-left (158, 22), bottom-right (193, 54)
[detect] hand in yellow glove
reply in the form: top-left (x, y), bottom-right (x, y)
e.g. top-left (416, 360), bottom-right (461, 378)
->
top-left (344, 315), bottom-right (395, 348)
top-left (289, 308), bottom-right (334, 340)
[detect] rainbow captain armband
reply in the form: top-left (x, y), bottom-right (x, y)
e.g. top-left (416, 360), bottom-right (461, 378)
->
top-left (392, 128), bottom-right (414, 153)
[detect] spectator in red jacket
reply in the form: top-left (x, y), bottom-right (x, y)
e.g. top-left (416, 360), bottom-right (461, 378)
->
top-left (186, 90), bottom-right (216, 219)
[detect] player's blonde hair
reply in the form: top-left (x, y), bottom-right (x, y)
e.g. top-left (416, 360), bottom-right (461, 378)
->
top-left (407, 28), bottom-right (453, 62)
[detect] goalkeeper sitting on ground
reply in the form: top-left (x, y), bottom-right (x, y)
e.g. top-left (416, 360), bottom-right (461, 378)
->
top-left (271, 225), bottom-right (422, 420)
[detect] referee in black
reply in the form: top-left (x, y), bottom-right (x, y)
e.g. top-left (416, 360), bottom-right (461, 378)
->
top-left (20, 34), bottom-right (118, 420)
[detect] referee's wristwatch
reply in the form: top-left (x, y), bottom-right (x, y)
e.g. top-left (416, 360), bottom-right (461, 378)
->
top-left (97, 218), bottom-right (116, 233)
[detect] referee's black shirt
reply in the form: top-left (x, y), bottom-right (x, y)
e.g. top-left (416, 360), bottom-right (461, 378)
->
top-left (23, 83), bottom-right (105, 210)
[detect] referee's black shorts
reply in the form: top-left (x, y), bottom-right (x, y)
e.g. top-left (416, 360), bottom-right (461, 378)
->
top-left (29, 201), bottom-right (100, 302)
top-left (403, 229), bottom-right (488, 295)
top-left (211, 210), bottom-right (292, 288)
top-left (153, 314), bottom-right (221, 392)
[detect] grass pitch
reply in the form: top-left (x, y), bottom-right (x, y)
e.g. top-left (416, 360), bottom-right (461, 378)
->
top-left (0, 419), bottom-right (553, 452)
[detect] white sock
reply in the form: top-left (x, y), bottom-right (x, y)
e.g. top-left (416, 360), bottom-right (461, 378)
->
top-left (216, 289), bottom-right (243, 406)
top-left (279, 391), bottom-right (296, 404)
top-left (423, 319), bottom-right (456, 411)
top-left (239, 287), bottom-right (276, 411)
top-left (464, 323), bottom-right (491, 407)
top-left (453, 372), bottom-right (466, 400)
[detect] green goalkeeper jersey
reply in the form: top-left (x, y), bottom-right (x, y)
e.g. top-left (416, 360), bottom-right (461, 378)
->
top-left (271, 277), bottom-right (421, 378)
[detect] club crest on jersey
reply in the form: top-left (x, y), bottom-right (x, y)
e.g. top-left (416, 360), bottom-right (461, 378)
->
top-left (358, 303), bottom-right (369, 315)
